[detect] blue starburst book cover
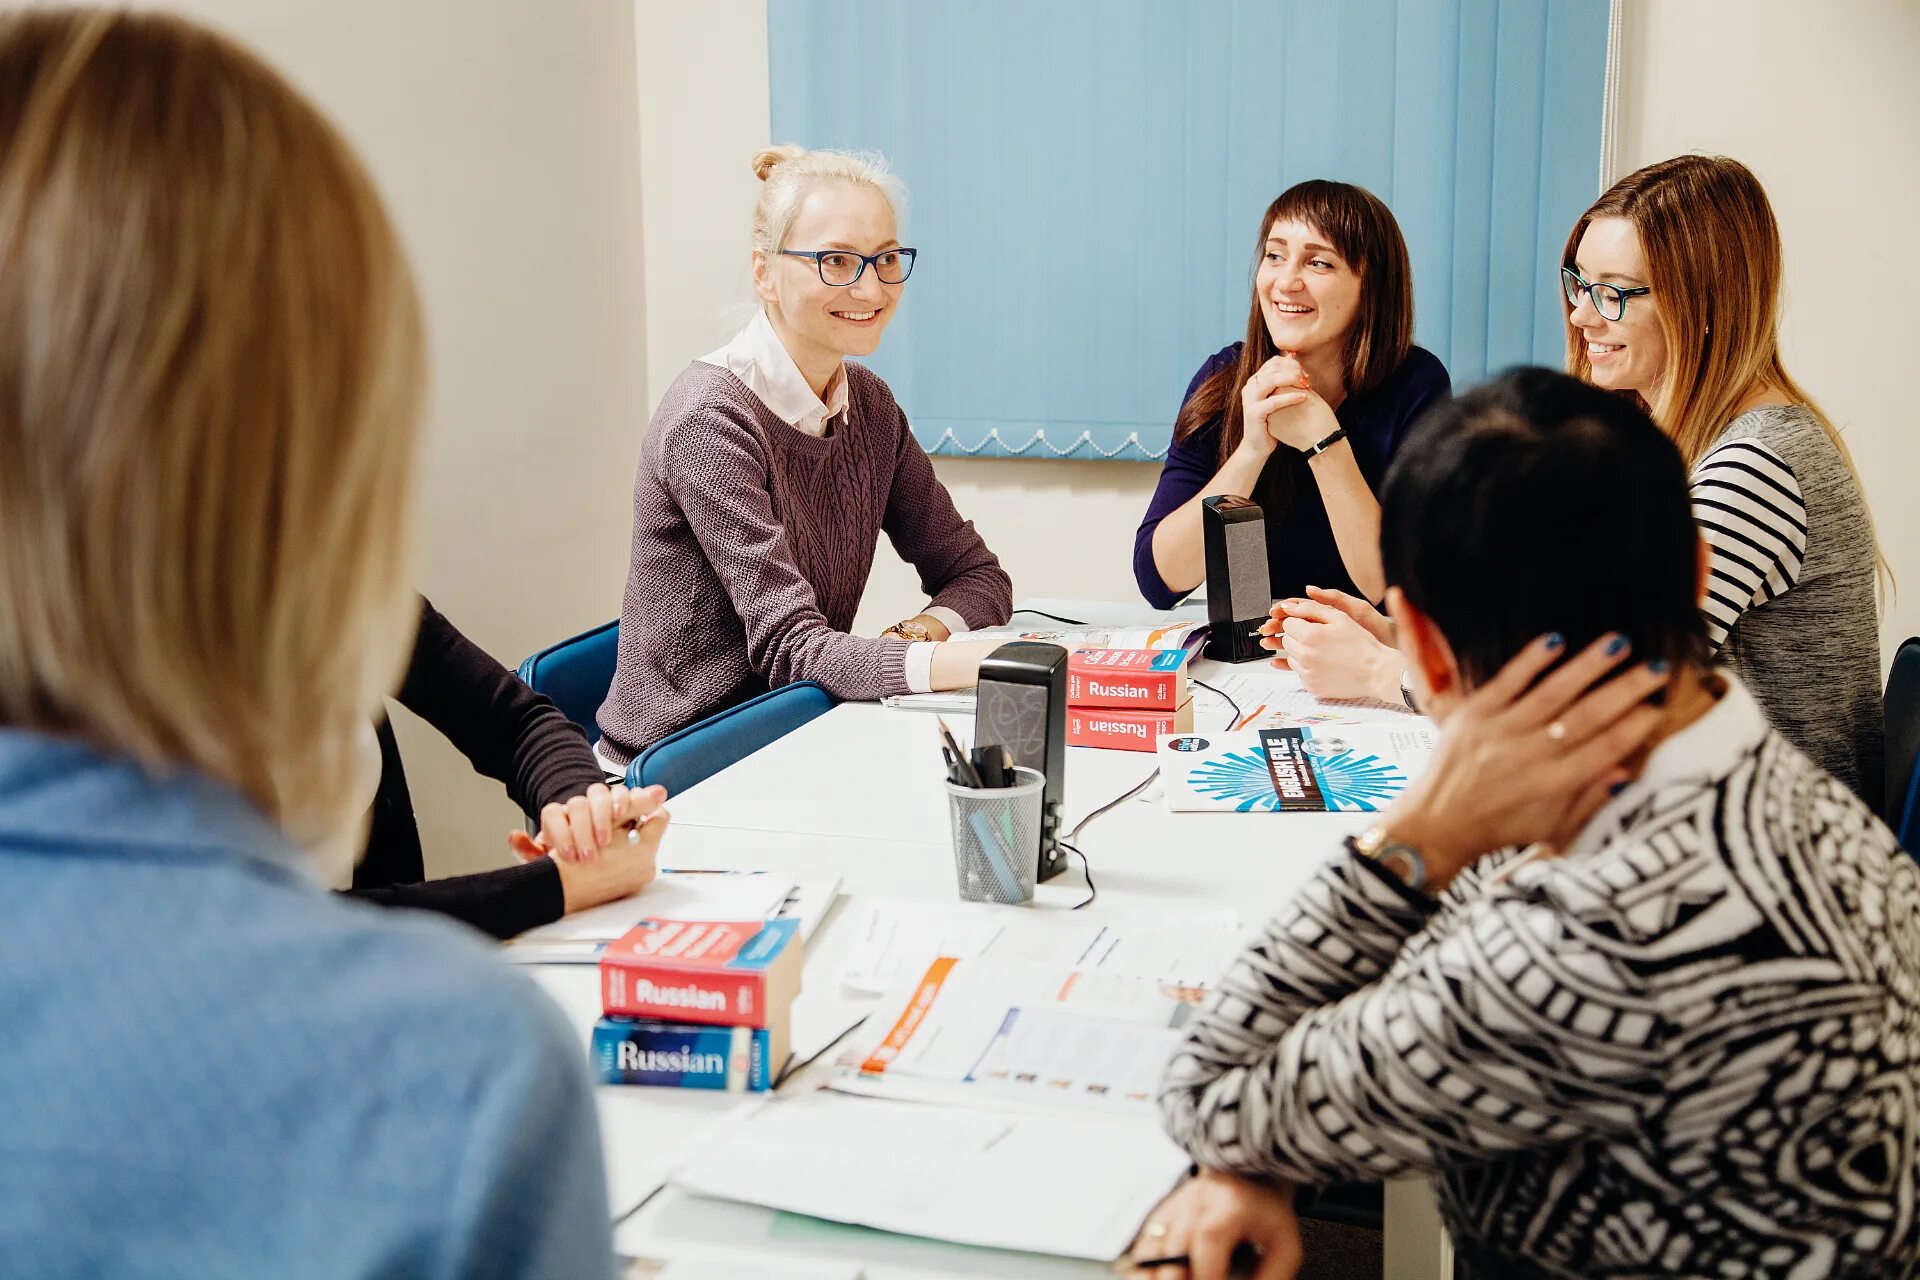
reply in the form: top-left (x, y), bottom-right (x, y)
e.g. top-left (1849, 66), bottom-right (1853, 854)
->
top-left (1157, 725), bottom-right (1436, 813)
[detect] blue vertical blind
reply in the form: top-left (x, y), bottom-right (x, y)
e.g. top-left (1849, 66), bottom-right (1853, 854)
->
top-left (768, 1), bottom-right (1610, 461)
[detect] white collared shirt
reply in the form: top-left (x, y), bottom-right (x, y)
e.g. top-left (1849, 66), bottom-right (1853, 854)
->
top-left (694, 310), bottom-right (962, 692)
top-left (698, 308), bottom-right (849, 439)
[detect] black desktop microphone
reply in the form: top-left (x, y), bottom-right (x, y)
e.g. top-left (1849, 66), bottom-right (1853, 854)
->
top-left (973, 641), bottom-right (1068, 882)
top-left (1201, 494), bottom-right (1271, 663)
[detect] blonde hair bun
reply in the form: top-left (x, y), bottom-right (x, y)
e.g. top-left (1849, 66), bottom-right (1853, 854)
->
top-left (748, 145), bottom-right (905, 254)
top-left (751, 144), bottom-right (806, 183)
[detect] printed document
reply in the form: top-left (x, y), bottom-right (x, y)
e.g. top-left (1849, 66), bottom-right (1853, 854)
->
top-left (668, 1091), bottom-right (1188, 1260)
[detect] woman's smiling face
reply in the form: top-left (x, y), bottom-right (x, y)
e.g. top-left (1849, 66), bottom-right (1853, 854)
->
top-left (755, 182), bottom-right (903, 372)
top-left (1568, 216), bottom-right (1668, 399)
top-left (1255, 217), bottom-right (1361, 360)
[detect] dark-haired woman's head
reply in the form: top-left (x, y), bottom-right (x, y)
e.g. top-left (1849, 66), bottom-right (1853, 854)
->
top-left (1380, 368), bottom-right (1708, 720)
top-left (1175, 180), bottom-right (1413, 470)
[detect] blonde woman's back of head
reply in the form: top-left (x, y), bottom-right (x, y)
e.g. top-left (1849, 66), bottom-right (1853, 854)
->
top-left (0, 8), bottom-right (426, 869)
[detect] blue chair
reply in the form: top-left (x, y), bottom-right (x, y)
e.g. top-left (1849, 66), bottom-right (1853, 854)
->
top-left (1886, 636), bottom-right (1920, 852)
top-left (515, 620), bottom-right (620, 741)
top-left (625, 681), bottom-right (835, 796)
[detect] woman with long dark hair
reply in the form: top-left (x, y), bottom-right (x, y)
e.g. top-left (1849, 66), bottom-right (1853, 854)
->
top-left (1133, 180), bottom-right (1450, 611)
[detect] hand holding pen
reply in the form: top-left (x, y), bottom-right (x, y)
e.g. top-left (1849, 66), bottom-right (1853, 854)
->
top-left (508, 781), bottom-right (667, 862)
top-left (1121, 1170), bottom-right (1300, 1279)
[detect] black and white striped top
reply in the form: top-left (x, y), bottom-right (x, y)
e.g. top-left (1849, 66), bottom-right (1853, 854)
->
top-left (1690, 405), bottom-right (1883, 809)
top-left (1159, 678), bottom-right (1920, 1279)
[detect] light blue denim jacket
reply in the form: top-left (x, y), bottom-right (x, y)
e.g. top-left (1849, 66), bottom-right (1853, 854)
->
top-left (0, 731), bottom-right (615, 1279)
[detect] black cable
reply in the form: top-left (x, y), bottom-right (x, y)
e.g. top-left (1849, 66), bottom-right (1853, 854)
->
top-left (1065, 767), bottom-right (1159, 846)
top-left (1056, 839), bottom-right (1097, 909)
top-left (1189, 676), bottom-right (1243, 731)
top-left (1056, 679), bottom-right (1236, 908)
top-left (1008, 608), bottom-right (1088, 626)
top-left (772, 1012), bottom-right (870, 1089)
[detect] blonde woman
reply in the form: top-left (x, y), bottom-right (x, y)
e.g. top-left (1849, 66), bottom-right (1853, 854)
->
top-left (0, 11), bottom-right (614, 1276)
top-left (595, 145), bottom-right (1012, 761)
top-left (1269, 157), bottom-right (1886, 810)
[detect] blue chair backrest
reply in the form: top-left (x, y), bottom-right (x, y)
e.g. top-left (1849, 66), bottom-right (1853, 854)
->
top-left (1887, 636), bottom-right (1920, 853)
top-left (515, 620), bottom-right (620, 741)
top-left (626, 681), bottom-right (835, 796)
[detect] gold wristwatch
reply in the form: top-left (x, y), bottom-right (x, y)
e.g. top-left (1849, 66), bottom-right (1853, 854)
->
top-left (884, 619), bottom-right (932, 642)
top-left (1348, 823), bottom-right (1429, 892)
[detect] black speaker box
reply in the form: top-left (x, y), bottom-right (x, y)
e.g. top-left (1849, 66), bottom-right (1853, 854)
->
top-left (973, 641), bottom-right (1068, 881)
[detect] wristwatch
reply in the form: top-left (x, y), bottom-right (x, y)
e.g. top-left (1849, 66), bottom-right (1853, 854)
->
top-left (1347, 824), bottom-right (1429, 891)
top-left (884, 619), bottom-right (932, 642)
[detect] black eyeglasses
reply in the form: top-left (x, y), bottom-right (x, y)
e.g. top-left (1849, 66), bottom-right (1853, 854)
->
top-left (1561, 266), bottom-right (1651, 322)
top-left (778, 247), bottom-right (917, 287)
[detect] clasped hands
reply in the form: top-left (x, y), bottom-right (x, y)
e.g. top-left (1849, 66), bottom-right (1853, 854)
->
top-left (1237, 353), bottom-right (1337, 456)
top-left (506, 780), bottom-right (671, 915)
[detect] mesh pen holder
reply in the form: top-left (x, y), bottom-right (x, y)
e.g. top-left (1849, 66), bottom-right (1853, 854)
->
top-left (943, 765), bottom-right (1044, 905)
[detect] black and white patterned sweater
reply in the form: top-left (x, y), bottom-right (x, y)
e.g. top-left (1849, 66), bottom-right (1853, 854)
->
top-left (1159, 678), bottom-right (1919, 1279)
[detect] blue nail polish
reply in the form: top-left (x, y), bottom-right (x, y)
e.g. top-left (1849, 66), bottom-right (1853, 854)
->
top-left (1649, 658), bottom-right (1669, 675)
top-left (1605, 634), bottom-right (1630, 656)
top-left (1545, 632), bottom-right (1565, 651)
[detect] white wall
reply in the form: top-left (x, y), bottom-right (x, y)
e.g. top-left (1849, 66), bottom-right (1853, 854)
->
top-left (157, 0), bottom-right (650, 877)
top-left (1614, 0), bottom-right (1920, 665)
top-left (634, 2), bottom-right (769, 411)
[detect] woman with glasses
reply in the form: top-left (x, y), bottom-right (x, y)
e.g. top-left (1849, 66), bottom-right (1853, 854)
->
top-left (1265, 155), bottom-right (1887, 809)
top-left (1132, 180), bottom-right (1450, 615)
top-left (595, 145), bottom-right (1011, 759)
top-left (1561, 153), bottom-right (1886, 806)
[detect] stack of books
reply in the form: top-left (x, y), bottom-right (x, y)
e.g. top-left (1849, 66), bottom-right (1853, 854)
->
top-left (591, 917), bottom-right (802, 1092)
top-left (1064, 648), bottom-right (1194, 752)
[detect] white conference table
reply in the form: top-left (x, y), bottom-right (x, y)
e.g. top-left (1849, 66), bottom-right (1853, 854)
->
top-left (527, 600), bottom-right (1449, 1279)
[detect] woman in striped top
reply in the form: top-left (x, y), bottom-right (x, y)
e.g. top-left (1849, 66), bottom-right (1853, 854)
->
top-left (1267, 156), bottom-right (1886, 811)
top-left (1562, 155), bottom-right (1886, 809)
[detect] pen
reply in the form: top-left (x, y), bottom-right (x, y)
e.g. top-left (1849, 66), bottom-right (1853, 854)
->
top-left (938, 717), bottom-right (983, 788)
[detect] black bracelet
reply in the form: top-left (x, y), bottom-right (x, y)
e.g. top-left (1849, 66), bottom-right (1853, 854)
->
top-left (1304, 425), bottom-right (1348, 458)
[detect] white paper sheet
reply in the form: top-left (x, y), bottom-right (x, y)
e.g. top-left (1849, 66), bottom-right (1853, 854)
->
top-left (1195, 664), bottom-right (1416, 730)
top-left (832, 954), bottom-right (1193, 1114)
top-left (837, 900), bottom-right (1241, 995)
top-left (776, 877), bottom-right (844, 945)
top-left (667, 1092), bottom-right (1187, 1261)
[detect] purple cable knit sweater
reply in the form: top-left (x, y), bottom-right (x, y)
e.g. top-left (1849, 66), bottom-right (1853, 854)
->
top-left (595, 361), bottom-right (1012, 761)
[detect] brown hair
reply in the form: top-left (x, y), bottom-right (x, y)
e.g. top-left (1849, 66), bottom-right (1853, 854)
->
top-left (1173, 180), bottom-right (1414, 514)
top-left (0, 9), bottom-right (426, 868)
top-left (1563, 154), bottom-right (1885, 588)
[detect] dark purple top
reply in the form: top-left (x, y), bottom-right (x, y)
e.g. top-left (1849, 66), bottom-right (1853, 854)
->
top-left (1133, 342), bottom-right (1451, 608)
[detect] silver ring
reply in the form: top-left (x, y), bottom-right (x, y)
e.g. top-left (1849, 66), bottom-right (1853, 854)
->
top-left (1545, 721), bottom-right (1568, 742)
